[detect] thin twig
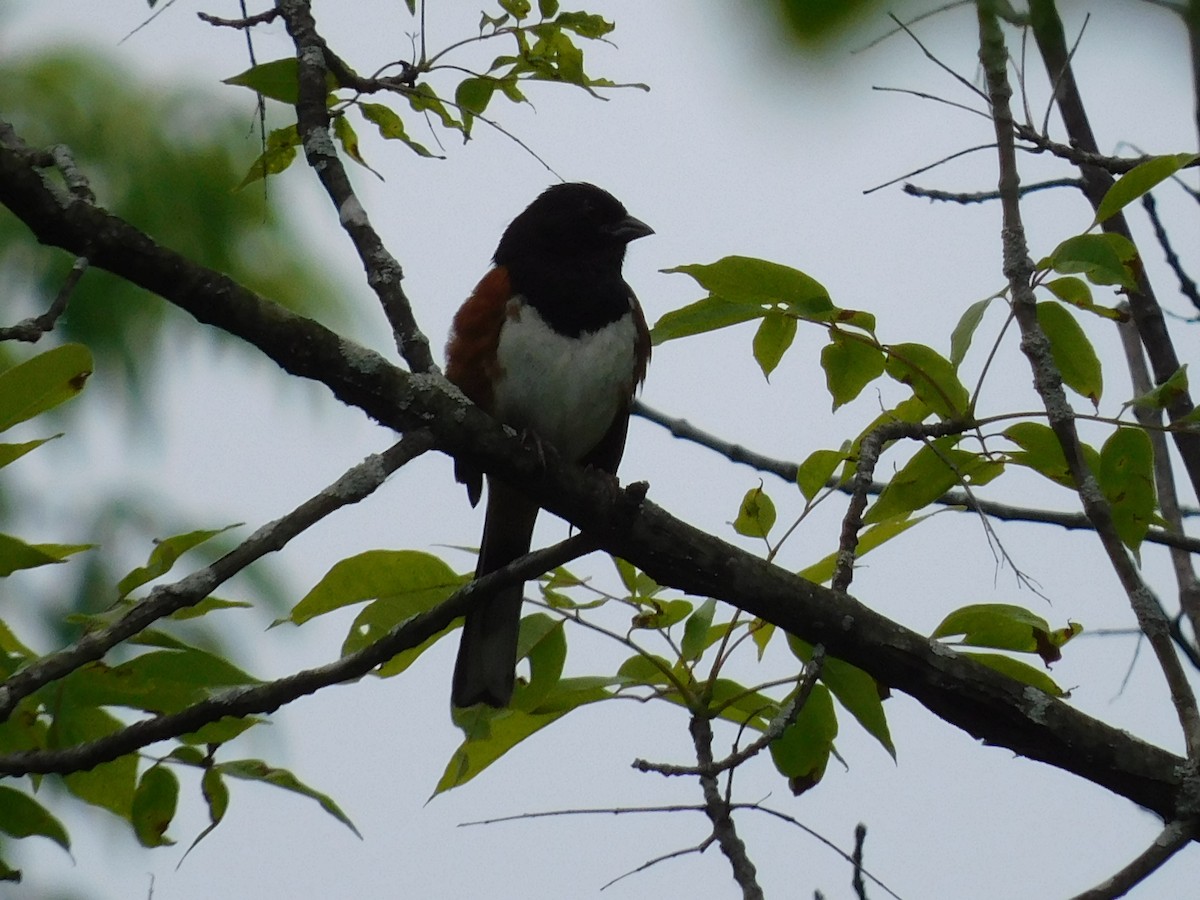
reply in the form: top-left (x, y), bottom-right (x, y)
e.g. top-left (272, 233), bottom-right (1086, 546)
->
top-left (632, 646), bottom-right (826, 778)
top-left (902, 176), bottom-right (1082, 204)
top-left (0, 255), bottom-right (86, 342)
top-left (1069, 819), bottom-right (1196, 900)
top-left (852, 823), bottom-right (869, 900)
top-left (632, 403), bottom-right (1200, 555)
top-left (689, 712), bottom-right (764, 899)
top-left (0, 435), bottom-right (434, 724)
top-left (1142, 192), bottom-right (1200, 316)
top-left (0, 529), bottom-right (599, 777)
top-left (984, 0), bottom-right (1200, 757)
top-left (197, 9), bottom-right (280, 28)
top-left (277, 0), bottom-right (436, 373)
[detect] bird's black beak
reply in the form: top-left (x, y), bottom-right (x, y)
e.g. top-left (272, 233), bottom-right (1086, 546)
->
top-left (607, 215), bottom-right (654, 244)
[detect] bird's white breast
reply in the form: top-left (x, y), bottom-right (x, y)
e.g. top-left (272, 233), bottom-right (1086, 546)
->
top-left (492, 298), bottom-right (637, 462)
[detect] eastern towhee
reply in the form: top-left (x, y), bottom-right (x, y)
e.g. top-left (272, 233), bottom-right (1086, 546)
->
top-left (445, 182), bottom-right (653, 708)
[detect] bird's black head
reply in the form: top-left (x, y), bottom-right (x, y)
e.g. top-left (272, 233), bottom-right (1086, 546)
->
top-left (494, 182), bottom-right (653, 266)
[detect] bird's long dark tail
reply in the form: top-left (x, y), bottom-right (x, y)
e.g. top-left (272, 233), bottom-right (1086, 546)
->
top-left (452, 479), bottom-right (539, 708)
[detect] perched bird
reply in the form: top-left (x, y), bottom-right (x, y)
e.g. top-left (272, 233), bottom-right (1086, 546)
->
top-left (445, 182), bottom-right (653, 708)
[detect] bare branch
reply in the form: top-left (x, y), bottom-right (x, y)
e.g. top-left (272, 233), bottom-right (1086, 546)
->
top-left (902, 176), bottom-right (1082, 204)
top-left (689, 712), bottom-right (763, 899)
top-left (197, 8), bottom-right (280, 29)
top-left (1142, 192), bottom-right (1200, 316)
top-left (277, 0), bottom-right (436, 373)
top-left (0, 530), bottom-right (598, 776)
top-left (0, 124), bottom-right (1193, 827)
top-left (1069, 819), bottom-right (1196, 900)
top-left (633, 646), bottom-right (826, 778)
top-left (982, 0), bottom-right (1200, 756)
top-left (0, 254), bottom-right (85, 343)
top-left (0, 435), bottom-right (434, 724)
top-left (1028, 0), bottom-right (1200, 501)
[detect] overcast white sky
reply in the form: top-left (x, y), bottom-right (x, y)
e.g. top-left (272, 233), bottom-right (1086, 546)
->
top-left (5, 1), bottom-right (1200, 898)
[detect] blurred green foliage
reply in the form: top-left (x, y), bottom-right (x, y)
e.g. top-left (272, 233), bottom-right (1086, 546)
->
top-left (774, 0), bottom-right (886, 45)
top-left (0, 49), bottom-right (346, 390)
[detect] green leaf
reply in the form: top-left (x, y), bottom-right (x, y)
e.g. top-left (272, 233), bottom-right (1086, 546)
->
top-left (117, 525), bottom-right (240, 600)
top-left (649, 294), bottom-right (764, 344)
top-left (217, 759), bottom-right (360, 838)
top-left (222, 58), bottom-right (339, 105)
top-left (359, 102), bottom-right (438, 157)
top-left (1003, 422), bottom-right (1101, 489)
top-left (538, 0), bottom-right (560, 17)
top-left (885, 343), bottom-right (970, 418)
top-left (235, 125), bottom-right (301, 189)
top-left (1037, 302), bottom-right (1103, 405)
top-left (0, 534), bottom-right (91, 577)
top-left (513, 614), bottom-right (566, 711)
top-left (750, 618), bottom-right (775, 659)
top-left (1094, 153), bottom-right (1199, 225)
top-left (168, 596), bottom-right (253, 621)
top-left (554, 11), bottom-right (614, 38)
top-left (933, 603), bottom-right (1081, 665)
top-left (768, 684), bottom-right (836, 796)
top-left (0, 436), bottom-right (59, 470)
top-left (681, 598), bottom-right (718, 662)
top-left (179, 716), bottom-right (261, 746)
top-left (798, 513), bottom-right (931, 585)
top-left (287, 550), bottom-right (463, 626)
top-left (616, 653), bottom-right (673, 688)
top-left (964, 652), bottom-right (1066, 697)
top-left (1043, 276), bottom-right (1125, 320)
top-left (56, 707), bottom-right (138, 820)
top-left (332, 114), bottom-right (367, 167)
top-left (131, 765), bottom-right (178, 847)
top-left (439, 701), bottom-right (588, 793)
top-left (0, 786), bottom-right (70, 851)
top-left (821, 333), bottom-right (886, 411)
top-left (0, 344), bottom-right (93, 433)
top-left (864, 438), bottom-right (1003, 524)
top-left (665, 257), bottom-right (833, 316)
top-left (631, 598), bottom-right (693, 630)
top-left (499, 0), bottom-right (531, 19)
top-left (788, 638), bottom-right (893, 758)
top-left (1041, 233), bottom-right (1138, 290)
top-left (949, 297), bottom-right (994, 368)
top-left (1128, 365), bottom-right (1188, 413)
top-left (1098, 426), bottom-right (1157, 551)
top-left (405, 84), bottom-right (464, 132)
top-left (752, 309), bottom-right (797, 379)
top-left (795, 448), bottom-right (849, 502)
top-left (455, 76), bottom-right (496, 123)
top-left (733, 483), bottom-right (776, 538)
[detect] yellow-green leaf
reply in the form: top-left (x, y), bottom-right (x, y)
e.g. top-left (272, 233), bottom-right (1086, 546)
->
top-left (0, 344), bottom-right (93, 433)
top-left (1094, 153), bottom-right (1199, 225)
top-left (1037, 302), bottom-right (1103, 405)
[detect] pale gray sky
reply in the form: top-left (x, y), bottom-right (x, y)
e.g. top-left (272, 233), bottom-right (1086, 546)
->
top-left (5, 2), bottom-right (1199, 898)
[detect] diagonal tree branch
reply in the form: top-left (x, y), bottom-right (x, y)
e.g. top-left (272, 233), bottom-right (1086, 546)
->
top-left (0, 434), bottom-right (434, 723)
top-left (1069, 819), bottom-right (1197, 900)
top-left (978, 1), bottom-right (1200, 757)
top-left (276, 0), bottom-right (435, 374)
top-left (633, 401), bottom-right (1200, 555)
top-left (1028, 0), bottom-right (1200, 502)
top-left (0, 533), bottom-right (597, 777)
top-left (0, 125), bottom-right (1194, 829)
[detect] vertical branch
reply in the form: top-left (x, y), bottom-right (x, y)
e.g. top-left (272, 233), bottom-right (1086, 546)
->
top-left (1116, 311), bottom-right (1200, 645)
top-left (1027, 0), bottom-right (1200, 500)
top-left (689, 713), bottom-right (764, 900)
top-left (975, 2), bottom-right (1200, 757)
top-left (275, 0), bottom-right (436, 374)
